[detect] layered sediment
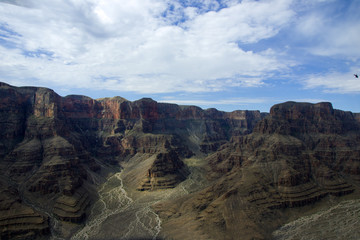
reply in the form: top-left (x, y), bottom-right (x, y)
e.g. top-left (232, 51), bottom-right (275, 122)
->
top-left (0, 82), bottom-right (262, 239)
top-left (0, 181), bottom-right (50, 240)
top-left (1, 82), bottom-right (360, 240)
top-left (137, 150), bottom-right (189, 191)
top-left (155, 101), bottom-right (360, 240)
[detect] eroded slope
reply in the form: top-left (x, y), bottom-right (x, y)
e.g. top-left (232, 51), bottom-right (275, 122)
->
top-left (154, 102), bottom-right (360, 240)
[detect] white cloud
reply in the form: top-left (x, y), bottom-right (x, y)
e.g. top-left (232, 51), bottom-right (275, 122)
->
top-left (294, 1), bottom-right (360, 60)
top-left (310, 24), bottom-right (360, 59)
top-left (187, 0), bottom-right (294, 44)
top-left (0, 0), bottom-right (296, 94)
top-left (303, 69), bottom-right (360, 94)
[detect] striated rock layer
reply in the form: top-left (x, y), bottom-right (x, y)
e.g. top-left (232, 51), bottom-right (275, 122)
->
top-left (154, 101), bottom-right (360, 240)
top-left (0, 179), bottom-right (50, 240)
top-left (0, 82), bottom-right (263, 239)
top-left (137, 150), bottom-right (189, 191)
top-left (1, 82), bottom-right (360, 240)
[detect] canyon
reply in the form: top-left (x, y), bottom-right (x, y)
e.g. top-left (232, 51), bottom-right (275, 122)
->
top-left (0, 81), bottom-right (359, 239)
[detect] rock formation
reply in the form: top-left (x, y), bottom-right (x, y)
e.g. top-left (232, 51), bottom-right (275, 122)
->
top-left (0, 82), bottom-right (262, 239)
top-left (0, 180), bottom-right (50, 240)
top-left (0, 82), bottom-right (359, 240)
top-left (137, 150), bottom-right (189, 191)
top-left (154, 101), bottom-right (360, 240)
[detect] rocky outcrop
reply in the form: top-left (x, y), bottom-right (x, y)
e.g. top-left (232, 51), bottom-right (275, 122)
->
top-left (53, 188), bottom-right (90, 223)
top-left (0, 181), bottom-right (49, 240)
top-left (137, 150), bottom-right (189, 191)
top-left (211, 102), bottom-right (360, 203)
top-left (354, 112), bottom-right (360, 123)
top-left (2, 82), bottom-right (360, 240)
top-left (0, 82), bottom-right (263, 238)
top-left (255, 101), bottom-right (358, 135)
top-left (155, 102), bottom-right (360, 240)
top-left (0, 83), bottom-right (98, 239)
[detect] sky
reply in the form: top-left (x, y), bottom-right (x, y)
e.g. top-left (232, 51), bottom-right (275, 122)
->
top-left (0, 0), bottom-right (360, 113)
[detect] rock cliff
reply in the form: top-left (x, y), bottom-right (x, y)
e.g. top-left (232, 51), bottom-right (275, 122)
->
top-left (0, 82), bottom-right (359, 240)
top-left (0, 82), bottom-right (262, 239)
top-left (137, 150), bottom-right (189, 191)
top-left (154, 101), bottom-right (360, 240)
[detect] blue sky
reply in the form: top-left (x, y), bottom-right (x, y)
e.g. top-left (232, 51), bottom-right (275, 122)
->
top-left (0, 0), bottom-right (359, 113)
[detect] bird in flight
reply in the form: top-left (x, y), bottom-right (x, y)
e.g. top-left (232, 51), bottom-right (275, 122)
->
top-left (354, 74), bottom-right (359, 78)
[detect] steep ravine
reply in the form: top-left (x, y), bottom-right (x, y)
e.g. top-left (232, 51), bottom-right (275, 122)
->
top-left (71, 154), bottom-right (208, 240)
top-left (71, 172), bottom-right (134, 239)
top-left (1, 82), bottom-right (360, 240)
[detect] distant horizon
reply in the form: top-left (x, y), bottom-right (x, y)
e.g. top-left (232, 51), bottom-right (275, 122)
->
top-left (1, 0), bottom-right (359, 113)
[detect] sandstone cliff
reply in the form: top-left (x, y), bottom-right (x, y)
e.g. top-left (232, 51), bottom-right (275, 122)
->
top-left (0, 82), bottom-right (262, 239)
top-left (1, 82), bottom-right (359, 240)
top-left (154, 101), bottom-right (360, 240)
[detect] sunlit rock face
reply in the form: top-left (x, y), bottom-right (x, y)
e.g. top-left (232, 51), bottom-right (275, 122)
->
top-left (1, 82), bottom-right (360, 240)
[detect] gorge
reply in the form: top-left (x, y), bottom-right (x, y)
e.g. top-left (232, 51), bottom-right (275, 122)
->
top-left (0, 82), bottom-right (359, 240)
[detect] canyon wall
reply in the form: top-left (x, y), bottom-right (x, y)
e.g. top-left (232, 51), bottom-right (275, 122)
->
top-left (0, 82), bottom-right (262, 239)
top-left (154, 102), bottom-right (360, 240)
top-left (0, 82), bottom-right (359, 240)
